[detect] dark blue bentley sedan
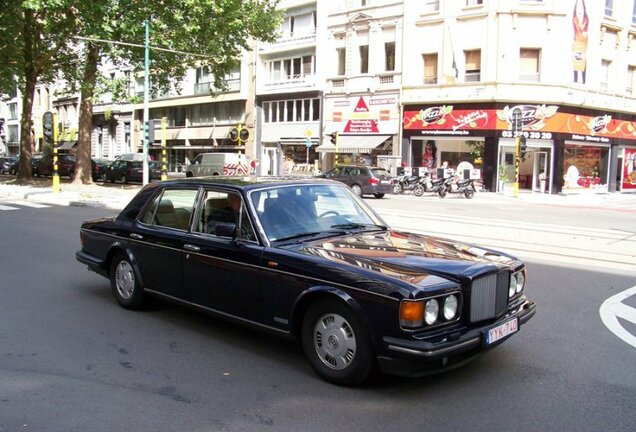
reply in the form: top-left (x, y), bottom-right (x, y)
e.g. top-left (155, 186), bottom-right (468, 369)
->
top-left (76, 177), bottom-right (535, 386)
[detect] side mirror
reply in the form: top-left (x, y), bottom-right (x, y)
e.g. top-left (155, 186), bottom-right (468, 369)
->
top-left (215, 222), bottom-right (236, 238)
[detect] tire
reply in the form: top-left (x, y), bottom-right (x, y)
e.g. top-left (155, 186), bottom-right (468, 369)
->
top-left (110, 252), bottom-right (145, 310)
top-left (465, 189), bottom-right (475, 199)
top-left (438, 187), bottom-right (447, 198)
top-left (301, 299), bottom-right (374, 386)
top-left (351, 184), bottom-right (363, 197)
top-left (373, 193), bottom-right (385, 199)
top-left (392, 184), bottom-right (402, 195)
top-left (186, 171), bottom-right (194, 178)
top-left (121, 175), bottom-right (128, 184)
top-left (68, 170), bottom-right (75, 180)
top-left (413, 185), bottom-right (424, 197)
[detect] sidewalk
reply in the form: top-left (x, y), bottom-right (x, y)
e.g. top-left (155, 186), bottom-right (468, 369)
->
top-left (0, 177), bottom-right (141, 209)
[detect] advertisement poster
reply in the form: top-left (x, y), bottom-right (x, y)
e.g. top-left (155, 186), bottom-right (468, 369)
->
top-left (572, 0), bottom-right (589, 85)
top-left (325, 95), bottom-right (400, 135)
top-left (622, 148), bottom-right (636, 191)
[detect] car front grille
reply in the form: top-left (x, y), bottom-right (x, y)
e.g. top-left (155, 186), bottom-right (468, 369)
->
top-left (469, 271), bottom-right (510, 323)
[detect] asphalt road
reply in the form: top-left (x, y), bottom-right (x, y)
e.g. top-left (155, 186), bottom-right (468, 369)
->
top-left (0, 197), bottom-right (635, 432)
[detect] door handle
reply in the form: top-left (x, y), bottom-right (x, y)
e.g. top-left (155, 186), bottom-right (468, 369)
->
top-left (130, 233), bottom-right (143, 240)
top-left (183, 244), bottom-right (200, 252)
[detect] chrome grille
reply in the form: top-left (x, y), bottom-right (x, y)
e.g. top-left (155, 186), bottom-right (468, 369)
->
top-left (470, 271), bottom-right (510, 323)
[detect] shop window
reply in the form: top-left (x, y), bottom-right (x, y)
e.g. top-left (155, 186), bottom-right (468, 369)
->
top-left (337, 47), bottom-right (346, 76)
top-left (385, 42), bottom-right (395, 72)
top-left (360, 45), bottom-right (369, 74)
top-left (464, 50), bottom-right (481, 82)
top-left (423, 53), bottom-right (438, 84)
top-left (563, 144), bottom-right (609, 190)
top-left (520, 48), bottom-right (540, 82)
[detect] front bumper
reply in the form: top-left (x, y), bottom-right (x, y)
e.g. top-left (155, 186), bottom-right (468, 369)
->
top-left (377, 298), bottom-right (536, 377)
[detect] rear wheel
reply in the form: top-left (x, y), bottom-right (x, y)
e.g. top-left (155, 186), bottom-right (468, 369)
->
top-left (301, 299), bottom-right (374, 386)
top-left (438, 187), bottom-right (447, 198)
top-left (110, 252), bottom-right (145, 309)
top-left (392, 184), bottom-right (402, 194)
top-left (351, 184), bottom-right (363, 197)
top-left (465, 189), bottom-right (475, 199)
top-left (121, 175), bottom-right (128, 184)
top-left (413, 185), bottom-right (424, 197)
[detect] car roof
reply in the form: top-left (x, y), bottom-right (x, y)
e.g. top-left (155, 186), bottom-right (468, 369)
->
top-left (156, 176), bottom-right (341, 192)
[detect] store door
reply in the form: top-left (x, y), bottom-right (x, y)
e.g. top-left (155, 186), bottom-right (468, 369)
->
top-left (532, 152), bottom-right (548, 193)
top-left (498, 149), bottom-right (516, 192)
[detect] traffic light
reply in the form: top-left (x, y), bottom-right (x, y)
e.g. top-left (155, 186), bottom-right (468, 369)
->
top-left (43, 111), bottom-right (54, 146)
top-left (330, 131), bottom-right (338, 145)
top-left (519, 135), bottom-right (527, 159)
top-left (239, 127), bottom-right (250, 143)
top-left (229, 127), bottom-right (239, 142)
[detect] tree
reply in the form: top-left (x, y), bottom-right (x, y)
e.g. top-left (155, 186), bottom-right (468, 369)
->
top-left (66, 0), bottom-right (283, 184)
top-left (0, 0), bottom-right (77, 182)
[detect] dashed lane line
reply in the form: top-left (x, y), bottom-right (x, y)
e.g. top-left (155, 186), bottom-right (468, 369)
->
top-left (5, 201), bottom-right (51, 208)
top-left (0, 204), bottom-right (19, 211)
top-left (599, 285), bottom-right (636, 349)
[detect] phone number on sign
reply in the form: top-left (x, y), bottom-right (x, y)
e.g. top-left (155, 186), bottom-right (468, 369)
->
top-left (501, 130), bottom-right (553, 140)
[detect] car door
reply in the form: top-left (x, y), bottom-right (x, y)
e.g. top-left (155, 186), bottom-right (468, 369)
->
top-left (182, 188), bottom-right (266, 323)
top-left (130, 187), bottom-right (199, 298)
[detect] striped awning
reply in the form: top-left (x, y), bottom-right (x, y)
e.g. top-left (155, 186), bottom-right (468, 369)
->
top-left (316, 135), bottom-right (390, 153)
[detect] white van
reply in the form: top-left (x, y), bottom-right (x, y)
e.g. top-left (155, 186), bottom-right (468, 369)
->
top-left (185, 152), bottom-right (252, 177)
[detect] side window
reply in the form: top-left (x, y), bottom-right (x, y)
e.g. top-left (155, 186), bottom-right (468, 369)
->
top-left (196, 190), bottom-right (256, 241)
top-left (192, 155), bottom-right (202, 165)
top-left (139, 188), bottom-right (198, 230)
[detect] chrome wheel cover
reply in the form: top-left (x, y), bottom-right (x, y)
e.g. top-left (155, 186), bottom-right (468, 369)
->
top-left (313, 313), bottom-right (357, 370)
top-left (115, 260), bottom-right (135, 300)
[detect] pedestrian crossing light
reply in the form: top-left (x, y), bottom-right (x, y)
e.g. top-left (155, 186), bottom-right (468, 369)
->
top-left (43, 111), bottom-right (54, 146)
top-left (229, 127), bottom-right (239, 142)
top-left (330, 132), bottom-right (338, 145)
top-left (519, 135), bottom-right (527, 159)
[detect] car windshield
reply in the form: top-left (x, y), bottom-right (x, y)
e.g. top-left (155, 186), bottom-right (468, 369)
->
top-left (249, 184), bottom-right (387, 243)
top-left (371, 168), bottom-right (390, 177)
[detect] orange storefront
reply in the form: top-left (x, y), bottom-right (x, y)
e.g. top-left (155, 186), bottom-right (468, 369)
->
top-left (402, 103), bottom-right (636, 194)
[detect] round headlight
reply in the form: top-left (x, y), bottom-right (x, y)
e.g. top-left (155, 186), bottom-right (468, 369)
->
top-left (443, 295), bottom-right (458, 320)
top-left (509, 274), bottom-right (517, 297)
top-left (516, 272), bottom-right (525, 293)
top-left (425, 299), bottom-right (439, 325)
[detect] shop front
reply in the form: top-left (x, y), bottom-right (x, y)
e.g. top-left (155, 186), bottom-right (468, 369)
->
top-left (319, 94), bottom-right (400, 171)
top-left (619, 147), bottom-right (636, 193)
top-left (403, 103), bottom-right (636, 194)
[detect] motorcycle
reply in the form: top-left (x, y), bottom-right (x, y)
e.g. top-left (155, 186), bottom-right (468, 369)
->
top-left (413, 171), bottom-right (446, 197)
top-left (392, 174), bottom-right (421, 194)
top-left (439, 175), bottom-right (476, 199)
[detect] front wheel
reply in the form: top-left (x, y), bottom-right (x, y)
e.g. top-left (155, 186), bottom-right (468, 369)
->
top-left (413, 185), bottom-right (424, 197)
top-left (438, 187), bottom-right (447, 198)
top-left (110, 252), bottom-right (145, 309)
top-left (301, 299), bottom-right (374, 386)
top-left (121, 175), bottom-right (128, 184)
top-left (465, 189), bottom-right (475, 199)
top-left (392, 184), bottom-right (402, 194)
top-left (373, 193), bottom-right (385, 199)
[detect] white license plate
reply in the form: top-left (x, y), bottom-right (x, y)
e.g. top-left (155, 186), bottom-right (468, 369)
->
top-left (380, 180), bottom-right (390, 184)
top-left (485, 318), bottom-right (518, 346)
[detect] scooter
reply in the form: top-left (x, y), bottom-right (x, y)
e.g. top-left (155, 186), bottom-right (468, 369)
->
top-left (392, 174), bottom-right (421, 194)
top-left (439, 175), bottom-right (476, 199)
top-left (414, 172), bottom-right (446, 197)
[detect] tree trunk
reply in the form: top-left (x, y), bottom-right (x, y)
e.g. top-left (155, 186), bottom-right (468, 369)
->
top-left (17, 9), bottom-right (38, 183)
top-left (74, 43), bottom-right (99, 184)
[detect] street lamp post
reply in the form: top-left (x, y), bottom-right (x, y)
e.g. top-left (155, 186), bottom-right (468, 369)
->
top-left (142, 18), bottom-right (150, 186)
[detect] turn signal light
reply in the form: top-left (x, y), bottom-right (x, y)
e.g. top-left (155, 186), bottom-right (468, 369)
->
top-left (400, 301), bottom-right (424, 328)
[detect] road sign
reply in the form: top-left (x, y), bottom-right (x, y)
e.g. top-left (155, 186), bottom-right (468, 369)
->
top-left (306, 138), bottom-right (312, 148)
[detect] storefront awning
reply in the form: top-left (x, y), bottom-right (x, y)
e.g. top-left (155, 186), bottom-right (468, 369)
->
top-left (57, 141), bottom-right (77, 150)
top-left (316, 135), bottom-right (391, 153)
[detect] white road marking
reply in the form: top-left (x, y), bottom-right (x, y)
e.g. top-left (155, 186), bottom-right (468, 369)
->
top-left (599, 285), bottom-right (636, 349)
top-left (0, 204), bottom-right (19, 211)
top-left (5, 201), bottom-right (50, 208)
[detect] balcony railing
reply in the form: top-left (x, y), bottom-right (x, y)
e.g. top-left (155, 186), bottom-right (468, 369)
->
top-left (261, 74), bottom-right (315, 90)
top-left (260, 29), bottom-right (317, 50)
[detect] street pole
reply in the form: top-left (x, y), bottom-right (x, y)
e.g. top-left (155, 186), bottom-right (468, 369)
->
top-left (512, 108), bottom-right (522, 198)
top-left (142, 18), bottom-right (150, 186)
top-left (161, 116), bottom-right (167, 181)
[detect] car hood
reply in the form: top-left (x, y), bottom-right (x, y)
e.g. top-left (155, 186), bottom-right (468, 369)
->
top-left (296, 229), bottom-right (519, 288)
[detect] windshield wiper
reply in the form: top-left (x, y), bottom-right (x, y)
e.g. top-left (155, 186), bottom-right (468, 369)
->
top-left (330, 223), bottom-right (387, 231)
top-left (274, 230), bottom-right (346, 243)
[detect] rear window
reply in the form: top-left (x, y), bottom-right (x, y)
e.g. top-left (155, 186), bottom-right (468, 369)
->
top-left (371, 168), bottom-right (390, 177)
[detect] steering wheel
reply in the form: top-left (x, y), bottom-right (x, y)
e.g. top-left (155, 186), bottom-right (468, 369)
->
top-left (318, 210), bottom-right (340, 218)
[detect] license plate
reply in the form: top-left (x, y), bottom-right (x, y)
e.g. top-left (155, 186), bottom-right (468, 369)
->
top-left (380, 180), bottom-right (390, 184)
top-left (485, 318), bottom-right (518, 346)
